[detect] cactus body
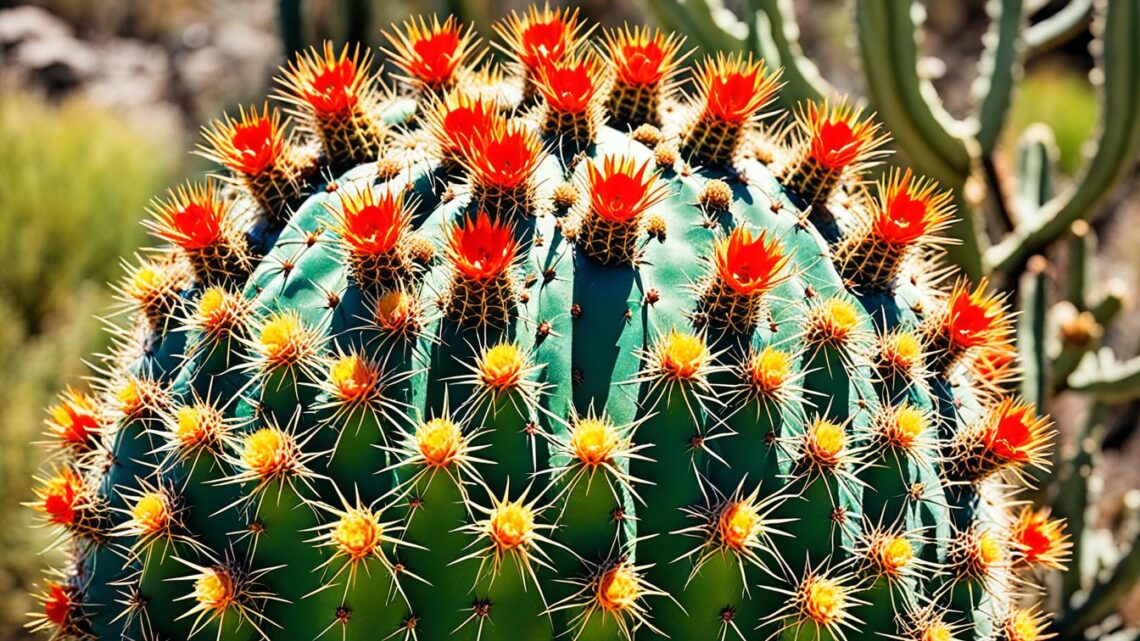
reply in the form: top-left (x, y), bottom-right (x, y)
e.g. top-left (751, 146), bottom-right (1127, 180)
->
top-left (28, 10), bottom-right (1066, 641)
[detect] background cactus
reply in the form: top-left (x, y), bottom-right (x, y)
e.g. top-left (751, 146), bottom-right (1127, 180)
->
top-left (23, 7), bottom-right (1079, 641)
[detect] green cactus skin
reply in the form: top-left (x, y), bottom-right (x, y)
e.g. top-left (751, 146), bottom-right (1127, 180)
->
top-left (26, 10), bottom-right (1066, 641)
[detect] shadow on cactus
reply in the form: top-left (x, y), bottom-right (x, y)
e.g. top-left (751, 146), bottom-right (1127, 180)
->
top-left (27, 7), bottom-right (1078, 641)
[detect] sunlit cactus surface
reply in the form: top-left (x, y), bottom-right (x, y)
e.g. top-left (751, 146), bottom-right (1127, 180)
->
top-left (27, 8), bottom-right (1069, 641)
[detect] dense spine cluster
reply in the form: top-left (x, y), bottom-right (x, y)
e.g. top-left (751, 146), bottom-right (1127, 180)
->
top-left (27, 9), bottom-right (1067, 641)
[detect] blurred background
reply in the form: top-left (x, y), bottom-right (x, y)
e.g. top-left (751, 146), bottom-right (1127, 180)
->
top-left (0, 0), bottom-right (1136, 639)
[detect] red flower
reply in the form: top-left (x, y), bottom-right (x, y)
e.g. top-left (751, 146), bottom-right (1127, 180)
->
top-left (463, 120), bottom-right (544, 190)
top-left (281, 43), bottom-right (371, 118)
top-left (944, 279), bottom-right (1009, 349)
top-left (203, 105), bottom-right (285, 176)
top-left (803, 100), bottom-right (880, 171)
top-left (385, 16), bottom-right (475, 87)
top-left (335, 188), bottom-right (409, 255)
top-left (870, 168), bottom-right (954, 246)
top-left (607, 26), bottom-right (681, 86)
top-left (536, 57), bottom-right (599, 114)
top-left (586, 155), bottom-right (664, 223)
top-left (713, 227), bottom-right (789, 296)
top-left (983, 399), bottom-right (1050, 464)
top-left (151, 182), bottom-right (225, 250)
top-left (43, 583), bottom-right (72, 626)
top-left (430, 93), bottom-right (502, 156)
top-left (46, 389), bottom-right (100, 448)
top-left (1012, 507), bottom-right (1069, 568)
top-left (497, 6), bottom-right (582, 71)
top-left (37, 468), bottom-right (83, 526)
top-left (698, 54), bottom-right (781, 124)
top-left (447, 212), bottom-right (518, 280)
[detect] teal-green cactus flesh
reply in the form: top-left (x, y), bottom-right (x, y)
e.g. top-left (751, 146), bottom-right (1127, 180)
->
top-left (27, 9), bottom-right (1068, 641)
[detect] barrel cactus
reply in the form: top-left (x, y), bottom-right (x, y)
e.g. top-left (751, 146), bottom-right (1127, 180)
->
top-left (27, 9), bottom-right (1069, 641)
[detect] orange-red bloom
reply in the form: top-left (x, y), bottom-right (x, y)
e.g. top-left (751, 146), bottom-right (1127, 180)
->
top-left (385, 16), bottom-right (476, 87)
top-left (43, 583), bottom-right (72, 627)
top-left (285, 43), bottom-right (369, 117)
top-left (151, 182), bottom-right (226, 250)
top-left (463, 120), bottom-right (544, 190)
top-left (335, 187), bottom-right (409, 255)
top-left (202, 104), bottom-right (286, 176)
top-left (432, 93), bottom-right (502, 155)
top-left (447, 212), bottom-right (518, 281)
top-left (36, 467), bottom-right (84, 526)
top-left (696, 54), bottom-right (781, 124)
top-left (713, 227), bottom-right (789, 296)
top-left (46, 389), bottom-right (100, 448)
top-left (983, 398), bottom-right (1051, 464)
top-left (871, 168), bottom-right (954, 246)
top-left (536, 56), bottom-right (600, 113)
top-left (498, 6), bottom-right (583, 71)
top-left (943, 279), bottom-right (1010, 350)
top-left (803, 100), bottom-right (880, 170)
top-left (586, 155), bottom-right (663, 223)
top-left (606, 26), bottom-right (681, 86)
top-left (1011, 507), bottom-right (1069, 568)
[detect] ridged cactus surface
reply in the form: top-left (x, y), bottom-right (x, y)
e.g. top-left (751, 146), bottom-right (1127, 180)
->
top-left (28, 9), bottom-right (1069, 641)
